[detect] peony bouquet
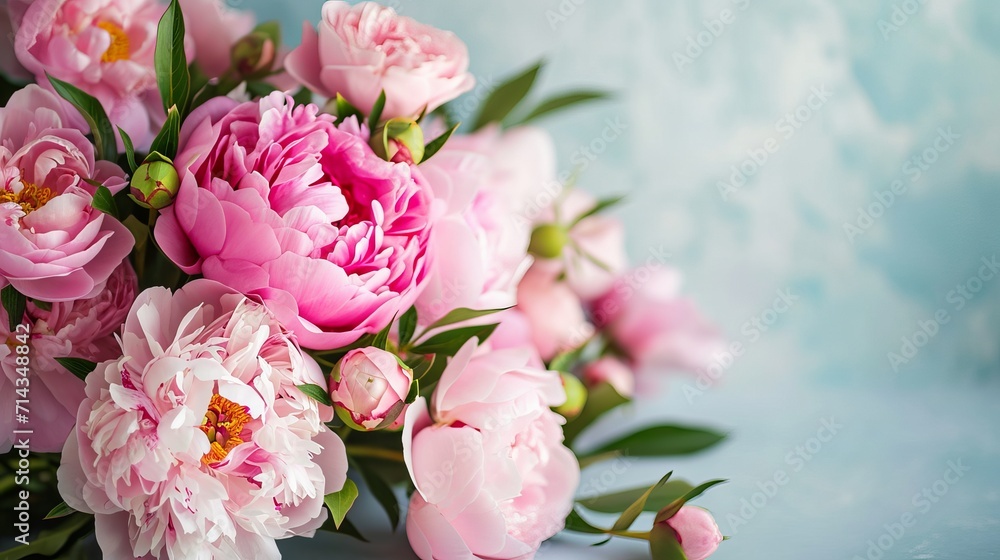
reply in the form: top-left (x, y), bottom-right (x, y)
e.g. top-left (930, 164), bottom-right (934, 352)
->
top-left (0, 1), bottom-right (729, 558)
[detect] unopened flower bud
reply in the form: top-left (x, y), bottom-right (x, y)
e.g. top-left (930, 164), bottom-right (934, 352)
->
top-left (231, 31), bottom-right (276, 78)
top-left (331, 347), bottom-right (413, 431)
top-left (656, 506), bottom-right (723, 560)
top-left (528, 224), bottom-right (569, 259)
top-left (372, 118), bottom-right (425, 164)
top-left (129, 161), bottom-right (179, 210)
top-left (554, 371), bottom-right (587, 420)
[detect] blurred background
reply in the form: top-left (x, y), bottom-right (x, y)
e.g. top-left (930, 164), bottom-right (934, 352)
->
top-left (244, 0), bottom-right (1000, 558)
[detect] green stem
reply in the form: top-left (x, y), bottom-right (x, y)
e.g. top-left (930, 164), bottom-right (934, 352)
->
top-left (608, 530), bottom-right (650, 541)
top-left (346, 445), bottom-right (404, 463)
top-left (337, 424), bottom-right (352, 442)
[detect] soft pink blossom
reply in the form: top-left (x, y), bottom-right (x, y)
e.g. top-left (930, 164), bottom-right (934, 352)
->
top-left (665, 506), bottom-right (723, 560)
top-left (11, 0), bottom-right (169, 148)
top-left (583, 356), bottom-right (634, 398)
top-left (0, 85), bottom-right (132, 302)
top-left (178, 0), bottom-right (256, 78)
top-left (58, 279), bottom-right (348, 560)
top-left (286, 1), bottom-right (474, 119)
top-left (331, 346), bottom-right (412, 430)
top-left (517, 264), bottom-right (592, 361)
top-left (154, 93), bottom-right (434, 350)
top-left (0, 260), bottom-right (135, 453)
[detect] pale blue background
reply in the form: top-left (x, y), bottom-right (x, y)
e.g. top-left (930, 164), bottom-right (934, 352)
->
top-left (240, 1), bottom-right (1000, 558)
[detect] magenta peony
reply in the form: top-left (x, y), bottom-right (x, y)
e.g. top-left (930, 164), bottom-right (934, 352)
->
top-left (58, 279), bottom-right (349, 559)
top-left (0, 85), bottom-right (132, 302)
top-left (285, 1), bottom-right (474, 118)
top-left (154, 92), bottom-right (433, 350)
top-left (1, 260), bottom-right (135, 453)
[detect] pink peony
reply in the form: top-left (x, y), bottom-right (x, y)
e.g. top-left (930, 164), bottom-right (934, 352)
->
top-left (665, 506), bottom-right (723, 560)
top-left (178, 0), bottom-right (255, 78)
top-left (583, 356), bottom-right (634, 398)
top-left (1, 260), bottom-right (135, 453)
top-left (593, 268), bottom-right (724, 373)
top-left (0, 85), bottom-right (132, 302)
top-left (154, 92), bottom-right (434, 350)
top-left (517, 264), bottom-right (593, 361)
top-left (331, 346), bottom-right (412, 431)
top-left (58, 279), bottom-right (348, 560)
top-left (403, 340), bottom-right (578, 559)
top-left (285, 1), bottom-right (474, 119)
top-left (10, 0), bottom-right (169, 148)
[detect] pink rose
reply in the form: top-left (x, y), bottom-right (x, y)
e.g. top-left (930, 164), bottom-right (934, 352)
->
top-left (664, 506), bottom-right (723, 560)
top-left (285, 1), bottom-right (474, 118)
top-left (517, 264), bottom-right (593, 361)
top-left (11, 0), bottom-right (169, 148)
top-left (583, 356), bottom-right (634, 398)
top-left (593, 268), bottom-right (724, 373)
top-left (0, 85), bottom-right (132, 302)
top-left (58, 279), bottom-right (349, 560)
top-left (402, 341), bottom-right (578, 559)
top-left (331, 346), bottom-right (413, 430)
top-left (178, 0), bottom-right (255, 79)
top-left (1, 260), bottom-right (135, 453)
top-left (154, 93), bottom-right (433, 350)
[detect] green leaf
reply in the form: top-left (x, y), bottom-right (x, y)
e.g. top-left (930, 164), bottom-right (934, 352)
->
top-left (155, 0), bottom-right (191, 115)
top-left (611, 472), bottom-right (672, 532)
top-left (297, 383), bottom-right (333, 407)
top-left (44, 501), bottom-right (76, 520)
top-left (421, 122), bottom-right (460, 163)
top-left (2, 513), bottom-right (92, 560)
top-left (368, 89), bottom-right (386, 126)
top-left (563, 382), bottom-right (629, 446)
top-left (319, 515), bottom-right (368, 542)
top-left (654, 479), bottom-right (728, 523)
top-left (398, 306), bottom-right (418, 348)
top-left (55, 357), bottom-right (98, 381)
top-left (2, 284), bottom-right (27, 332)
top-left (571, 194), bottom-right (626, 226)
top-left (324, 479), bottom-right (359, 529)
top-left (149, 105), bottom-right (182, 159)
top-left (118, 126), bottom-right (138, 173)
top-left (373, 314), bottom-right (395, 351)
top-left (246, 80), bottom-right (279, 98)
top-left (649, 522), bottom-right (688, 560)
top-left (90, 185), bottom-right (118, 217)
top-left (472, 61), bottom-right (543, 130)
top-left (410, 323), bottom-right (499, 356)
top-left (512, 90), bottom-right (610, 125)
top-left (577, 480), bottom-right (695, 514)
top-left (334, 93), bottom-right (363, 124)
top-left (563, 508), bottom-right (607, 535)
top-left (292, 86), bottom-right (313, 107)
top-left (416, 355), bottom-right (448, 396)
top-left (549, 343), bottom-right (587, 373)
top-left (579, 424), bottom-right (727, 461)
top-left (423, 306), bottom-right (511, 333)
top-left (405, 378), bottom-right (419, 404)
top-left (355, 461), bottom-right (400, 530)
top-left (46, 74), bottom-right (117, 161)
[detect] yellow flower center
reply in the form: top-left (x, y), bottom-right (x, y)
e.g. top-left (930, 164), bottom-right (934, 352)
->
top-left (0, 181), bottom-right (55, 215)
top-left (97, 21), bottom-right (130, 63)
top-left (199, 394), bottom-right (252, 465)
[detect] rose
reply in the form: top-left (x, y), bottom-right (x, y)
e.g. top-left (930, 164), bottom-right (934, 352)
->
top-left (0, 85), bottom-right (132, 302)
top-left (593, 268), bottom-right (724, 373)
top-left (285, 1), bottom-right (474, 119)
top-left (661, 506), bottom-right (723, 560)
top-left (0, 260), bottom-right (136, 453)
top-left (58, 279), bottom-right (349, 560)
top-left (331, 347), bottom-right (413, 430)
top-left (178, 0), bottom-right (256, 78)
top-left (10, 0), bottom-right (170, 149)
top-left (516, 264), bottom-right (592, 361)
top-left (583, 356), bottom-right (634, 398)
top-left (154, 92), bottom-right (433, 350)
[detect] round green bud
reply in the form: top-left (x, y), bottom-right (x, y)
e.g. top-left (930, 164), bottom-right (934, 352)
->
top-left (554, 372), bottom-right (588, 420)
top-left (129, 161), bottom-right (179, 210)
top-left (528, 224), bottom-right (569, 259)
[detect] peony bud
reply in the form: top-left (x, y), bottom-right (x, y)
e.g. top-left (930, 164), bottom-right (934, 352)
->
top-left (331, 347), bottom-right (413, 431)
top-left (231, 23), bottom-right (278, 78)
top-left (660, 506), bottom-right (723, 560)
top-left (372, 118), bottom-right (425, 164)
top-left (528, 224), bottom-right (569, 259)
top-left (583, 356), bottom-right (635, 398)
top-left (554, 372), bottom-right (587, 419)
top-left (129, 161), bottom-right (179, 210)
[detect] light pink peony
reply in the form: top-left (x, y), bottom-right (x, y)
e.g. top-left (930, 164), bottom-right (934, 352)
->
top-left (178, 0), bottom-right (255, 78)
top-left (403, 340), bottom-right (578, 559)
top-left (285, 1), bottom-right (474, 119)
top-left (1, 260), bottom-right (135, 453)
top-left (0, 85), bottom-right (132, 302)
top-left (665, 506), bottom-right (723, 560)
top-left (517, 264), bottom-right (592, 361)
top-left (154, 92), bottom-right (434, 350)
top-left (11, 0), bottom-right (168, 148)
top-left (583, 356), bottom-right (634, 398)
top-left (331, 346), bottom-right (412, 430)
top-left (58, 279), bottom-right (348, 560)
top-left (592, 268), bottom-right (724, 373)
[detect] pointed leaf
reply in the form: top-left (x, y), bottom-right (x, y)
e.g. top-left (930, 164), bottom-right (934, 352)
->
top-left (579, 424), bottom-right (727, 461)
top-left (55, 358), bottom-right (98, 381)
top-left (46, 75), bottom-right (116, 161)
top-left (571, 194), bottom-right (626, 226)
top-left (472, 61), bottom-right (543, 130)
top-left (655, 479), bottom-right (728, 523)
top-left (513, 90), bottom-right (610, 125)
top-left (563, 382), bottom-right (630, 446)
top-left (577, 480), bottom-right (696, 514)
top-left (118, 127), bottom-right (138, 173)
top-left (405, 378), bottom-right (419, 404)
top-left (324, 479), bottom-right (359, 529)
top-left (611, 472), bottom-right (673, 532)
top-left (368, 90), bottom-right (386, 126)
top-left (155, 0), bottom-right (191, 114)
top-left (44, 502), bottom-right (76, 520)
top-left (398, 306), bottom-right (418, 348)
top-left (424, 306), bottom-right (511, 333)
top-left (373, 313), bottom-right (395, 351)
top-left (149, 105), bottom-right (182, 159)
top-left (2, 285), bottom-right (26, 332)
top-left (563, 508), bottom-right (607, 535)
top-left (297, 383), bottom-right (333, 406)
top-left (410, 324), bottom-right (499, 356)
top-left (421, 122), bottom-right (460, 163)
top-left (90, 185), bottom-right (117, 217)
top-left (335, 93), bottom-right (363, 124)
